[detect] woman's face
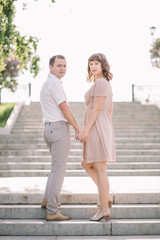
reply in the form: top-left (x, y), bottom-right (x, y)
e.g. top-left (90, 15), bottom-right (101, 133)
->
top-left (89, 60), bottom-right (103, 78)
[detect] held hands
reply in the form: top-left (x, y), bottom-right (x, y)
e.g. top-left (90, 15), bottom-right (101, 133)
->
top-left (74, 128), bottom-right (88, 143)
top-left (75, 130), bottom-right (81, 141)
top-left (77, 129), bottom-right (88, 143)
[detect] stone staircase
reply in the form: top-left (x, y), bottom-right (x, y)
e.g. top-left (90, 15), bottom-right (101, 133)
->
top-left (0, 102), bottom-right (160, 177)
top-left (0, 102), bottom-right (160, 237)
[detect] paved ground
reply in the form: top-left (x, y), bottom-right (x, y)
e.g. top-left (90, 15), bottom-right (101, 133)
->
top-left (0, 176), bottom-right (160, 195)
top-left (0, 235), bottom-right (160, 239)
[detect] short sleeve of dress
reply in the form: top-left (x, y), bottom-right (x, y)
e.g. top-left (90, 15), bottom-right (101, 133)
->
top-left (90, 78), bottom-right (108, 97)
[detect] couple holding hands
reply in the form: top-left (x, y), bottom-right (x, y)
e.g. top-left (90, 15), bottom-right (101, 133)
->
top-left (40, 53), bottom-right (116, 222)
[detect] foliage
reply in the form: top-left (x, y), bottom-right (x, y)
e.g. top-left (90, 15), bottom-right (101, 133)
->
top-left (0, 58), bottom-right (21, 91)
top-left (150, 38), bottom-right (160, 69)
top-left (0, 0), bottom-right (40, 92)
top-left (0, 102), bottom-right (15, 127)
top-left (0, 0), bottom-right (54, 92)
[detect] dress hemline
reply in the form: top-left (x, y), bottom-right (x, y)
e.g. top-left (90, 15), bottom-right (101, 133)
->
top-left (84, 158), bottom-right (116, 164)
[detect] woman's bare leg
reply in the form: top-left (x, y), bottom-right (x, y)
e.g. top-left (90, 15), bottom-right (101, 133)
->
top-left (81, 160), bottom-right (97, 184)
top-left (93, 162), bottom-right (110, 212)
top-left (81, 160), bottom-right (112, 202)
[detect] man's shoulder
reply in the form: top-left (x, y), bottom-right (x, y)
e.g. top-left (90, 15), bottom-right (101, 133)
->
top-left (47, 74), bottom-right (61, 86)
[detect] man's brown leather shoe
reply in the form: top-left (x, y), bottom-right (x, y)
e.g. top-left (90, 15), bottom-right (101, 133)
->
top-left (41, 199), bottom-right (48, 208)
top-left (41, 199), bottom-right (61, 208)
top-left (46, 211), bottom-right (71, 221)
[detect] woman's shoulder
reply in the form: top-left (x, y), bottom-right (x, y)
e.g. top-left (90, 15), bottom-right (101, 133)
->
top-left (95, 78), bottom-right (109, 88)
top-left (95, 78), bottom-right (108, 84)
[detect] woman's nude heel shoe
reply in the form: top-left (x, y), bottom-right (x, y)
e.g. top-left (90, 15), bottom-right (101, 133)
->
top-left (89, 210), bottom-right (110, 222)
top-left (104, 214), bottom-right (110, 221)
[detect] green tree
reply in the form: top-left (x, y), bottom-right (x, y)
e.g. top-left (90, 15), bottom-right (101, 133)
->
top-left (0, 0), bottom-right (54, 93)
top-left (150, 38), bottom-right (160, 69)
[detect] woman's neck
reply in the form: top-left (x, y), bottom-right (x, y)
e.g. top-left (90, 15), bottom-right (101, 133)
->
top-left (94, 74), bottom-right (104, 81)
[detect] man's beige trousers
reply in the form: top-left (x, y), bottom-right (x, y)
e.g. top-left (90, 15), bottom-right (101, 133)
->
top-left (43, 121), bottom-right (70, 214)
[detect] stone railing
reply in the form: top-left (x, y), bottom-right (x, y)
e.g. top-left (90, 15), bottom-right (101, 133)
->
top-left (0, 102), bottom-right (23, 135)
top-left (0, 83), bottom-right (31, 134)
top-left (0, 83), bottom-right (31, 104)
top-left (132, 84), bottom-right (160, 108)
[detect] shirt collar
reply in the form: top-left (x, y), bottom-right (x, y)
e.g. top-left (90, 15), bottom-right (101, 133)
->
top-left (48, 73), bottom-right (63, 84)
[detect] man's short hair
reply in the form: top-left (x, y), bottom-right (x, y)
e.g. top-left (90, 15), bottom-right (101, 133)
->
top-left (49, 55), bottom-right (65, 66)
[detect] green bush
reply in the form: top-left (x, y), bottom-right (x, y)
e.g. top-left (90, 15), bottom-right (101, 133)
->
top-left (0, 103), bottom-right (16, 127)
top-left (150, 38), bottom-right (160, 68)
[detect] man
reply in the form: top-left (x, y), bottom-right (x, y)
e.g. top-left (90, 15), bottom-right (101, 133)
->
top-left (40, 55), bottom-right (80, 221)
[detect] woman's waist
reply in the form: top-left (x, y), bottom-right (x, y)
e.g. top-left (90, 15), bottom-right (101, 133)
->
top-left (86, 107), bottom-right (109, 112)
top-left (85, 110), bottom-right (111, 121)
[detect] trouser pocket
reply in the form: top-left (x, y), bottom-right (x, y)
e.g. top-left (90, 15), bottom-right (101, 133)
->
top-left (45, 121), bottom-right (68, 143)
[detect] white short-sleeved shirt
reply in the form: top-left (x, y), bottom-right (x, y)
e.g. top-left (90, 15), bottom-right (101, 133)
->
top-left (40, 74), bottom-right (68, 123)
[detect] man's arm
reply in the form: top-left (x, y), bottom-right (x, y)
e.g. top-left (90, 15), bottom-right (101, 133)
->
top-left (59, 101), bottom-right (81, 134)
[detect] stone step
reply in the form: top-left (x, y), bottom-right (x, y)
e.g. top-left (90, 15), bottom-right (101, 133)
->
top-left (0, 204), bottom-right (159, 219)
top-left (25, 101), bottom-right (155, 106)
top-left (18, 109), bottom-right (160, 113)
top-left (0, 162), bottom-right (160, 170)
top-left (0, 176), bottom-right (159, 204)
top-left (0, 143), bottom-right (83, 150)
top-left (1, 139), bottom-right (160, 146)
top-left (115, 138), bottom-right (160, 143)
top-left (0, 236), bottom-right (160, 240)
top-left (0, 156), bottom-right (81, 162)
top-left (12, 128), bottom-right (160, 134)
top-left (113, 125), bottom-right (160, 128)
top-left (1, 191), bottom-right (159, 205)
top-left (11, 128), bottom-right (160, 133)
top-left (0, 137), bottom-right (81, 144)
top-left (11, 131), bottom-right (160, 138)
top-left (1, 137), bottom-right (160, 144)
top-left (113, 119), bottom-right (160, 122)
top-left (19, 102), bottom-right (160, 109)
top-left (9, 133), bottom-right (160, 138)
top-left (113, 111), bottom-right (160, 115)
top-left (0, 219), bottom-right (160, 236)
top-left (13, 121), bottom-right (160, 126)
top-left (18, 110), bottom-right (160, 114)
top-left (0, 169), bottom-right (160, 177)
top-left (17, 107), bottom-right (160, 112)
top-left (0, 155), bottom-right (159, 162)
top-left (15, 120), bottom-right (160, 125)
top-left (0, 149), bottom-right (160, 156)
top-left (24, 103), bottom-right (156, 107)
top-left (12, 120), bottom-right (160, 125)
top-left (18, 108), bottom-right (160, 112)
top-left (13, 123), bottom-right (160, 128)
top-left (1, 143), bottom-right (160, 150)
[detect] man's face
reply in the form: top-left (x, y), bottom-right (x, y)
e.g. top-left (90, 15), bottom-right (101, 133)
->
top-left (49, 57), bottom-right (66, 79)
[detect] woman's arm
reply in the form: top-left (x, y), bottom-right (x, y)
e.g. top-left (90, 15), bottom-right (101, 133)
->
top-left (108, 101), bottom-right (113, 118)
top-left (78, 96), bottom-right (105, 141)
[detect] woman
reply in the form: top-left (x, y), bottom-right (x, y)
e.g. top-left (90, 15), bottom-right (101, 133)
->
top-left (78, 53), bottom-right (116, 221)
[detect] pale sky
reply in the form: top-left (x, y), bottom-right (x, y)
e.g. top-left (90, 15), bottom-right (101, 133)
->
top-left (13, 0), bottom-right (160, 102)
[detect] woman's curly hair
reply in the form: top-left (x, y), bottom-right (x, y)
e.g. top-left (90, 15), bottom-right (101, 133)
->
top-left (87, 53), bottom-right (113, 82)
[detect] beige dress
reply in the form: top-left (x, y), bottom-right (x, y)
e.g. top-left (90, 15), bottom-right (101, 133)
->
top-left (83, 78), bottom-right (116, 163)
